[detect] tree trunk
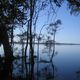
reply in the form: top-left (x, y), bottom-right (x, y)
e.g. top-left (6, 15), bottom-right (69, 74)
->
top-left (0, 25), bottom-right (13, 58)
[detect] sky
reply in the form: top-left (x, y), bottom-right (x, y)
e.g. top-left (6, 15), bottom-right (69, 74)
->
top-left (14, 2), bottom-right (80, 44)
top-left (54, 3), bottom-right (80, 43)
top-left (35, 2), bottom-right (80, 43)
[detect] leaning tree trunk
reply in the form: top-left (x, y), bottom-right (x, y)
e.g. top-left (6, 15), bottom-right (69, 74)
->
top-left (0, 25), bottom-right (13, 59)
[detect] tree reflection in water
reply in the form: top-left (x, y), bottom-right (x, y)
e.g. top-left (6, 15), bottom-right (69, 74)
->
top-left (0, 57), bottom-right (57, 80)
top-left (0, 58), bottom-right (13, 80)
top-left (37, 61), bottom-right (56, 80)
top-left (0, 43), bottom-right (57, 80)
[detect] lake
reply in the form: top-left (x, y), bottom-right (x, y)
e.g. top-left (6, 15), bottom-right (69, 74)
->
top-left (0, 44), bottom-right (80, 80)
top-left (34, 45), bottom-right (80, 80)
top-left (53, 45), bottom-right (80, 80)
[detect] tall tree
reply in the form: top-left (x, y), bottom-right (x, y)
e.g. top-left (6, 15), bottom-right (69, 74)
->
top-left (0, 0), bottom-right (28, 58)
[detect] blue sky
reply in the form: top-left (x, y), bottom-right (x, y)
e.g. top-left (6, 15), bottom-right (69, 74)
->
top-left (35, 2), bottom-right (80, 43)
top-left (55, 3), bottom-right (80, 43)
top-left (15, 2), bottom-right (80, 43)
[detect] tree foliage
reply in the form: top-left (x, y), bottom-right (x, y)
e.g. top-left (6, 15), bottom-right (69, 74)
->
top-left (0, 0), bottom-right (28, 28)
top-left (67, 0), bottom-right (80, 15)
top-left (54, 0), bottom-right (80, 15)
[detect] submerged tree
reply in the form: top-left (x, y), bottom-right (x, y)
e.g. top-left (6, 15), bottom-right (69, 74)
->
top-left (48, 20), bottom-right (62, 61)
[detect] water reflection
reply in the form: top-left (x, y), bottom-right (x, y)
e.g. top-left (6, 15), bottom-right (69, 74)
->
top-left (0, 45), bottom-right (80, 80)
top-left (0, 43), bottom-right (57, 80)
top-left (0, 58), bottom-right (13, 80)
top-left (37, 61), bottom-right (55, 80)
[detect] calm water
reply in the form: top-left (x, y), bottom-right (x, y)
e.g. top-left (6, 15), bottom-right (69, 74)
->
top-left (1, 45), bottom-right (80, 80)
top-left (35, 45), bottom-right (80, 80)
top-left (53, 45), bottom-right (80, 80)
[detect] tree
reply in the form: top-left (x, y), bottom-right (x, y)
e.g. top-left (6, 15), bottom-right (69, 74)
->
top-left (0, 0), bottom-right (28, 58)
top-left (54, 0), bottom-right (80, 15)
top-left (46, 19), bottom-right (61, 61)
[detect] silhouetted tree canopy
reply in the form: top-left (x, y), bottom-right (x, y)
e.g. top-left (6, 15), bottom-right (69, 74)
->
top-left (53, 0), bottom-right (80, 15)
top-left (67, 0), bottom-right (80, 15)
top-left (0, 0), bottom-right (28, 28)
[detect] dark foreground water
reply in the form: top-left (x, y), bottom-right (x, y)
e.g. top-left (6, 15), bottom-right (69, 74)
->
top-left (0, 45), bottom-right (80, 80)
